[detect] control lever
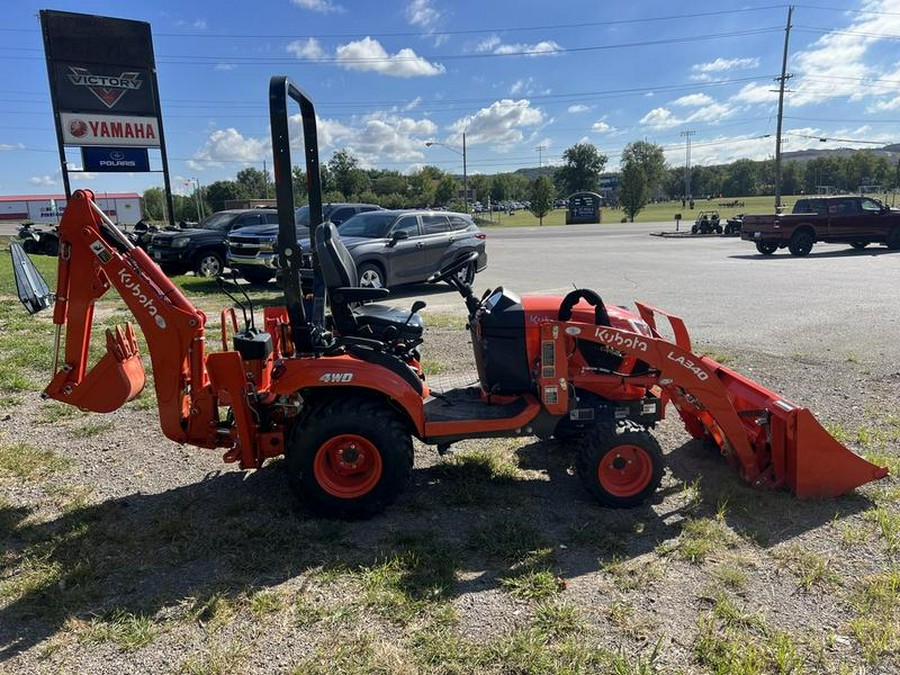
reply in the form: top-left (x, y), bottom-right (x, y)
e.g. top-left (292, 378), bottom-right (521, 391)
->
top-left (403, 300), bottom-right (426, 327)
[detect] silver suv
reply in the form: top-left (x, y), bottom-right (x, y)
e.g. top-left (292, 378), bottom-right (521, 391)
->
top-left (226, 202), bottom-right (381, 284)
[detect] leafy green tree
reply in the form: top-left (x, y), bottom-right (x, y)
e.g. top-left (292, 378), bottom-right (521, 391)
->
top-left (408, 167), bottom-right (438, 207)
top-left (621, 141), bottom-right (667, 196)
top-left (292, 166), bottom-right (308, 206)
top-left (236, 167), bottom-right (270, 198)
top-left (142, 187), bottom-right (166, 221)
top-left (529, 176), bottom-right (555, 225)
top-left (467, 174), bottom-right (491, 205)
top-left (722, 159), bottom-right (757, 197)
top-left (205, 180), bottom-right (248, 212)
top-left (556, 143), bottom-right (607, 196)
top-left (371, 171), bottom-right (408, 197)
top-left (435, 175), bottom-right (458, 206)
top-left (328, 149), bottom-right (370, 198)
top-left (618, 162), bottom-right (649, 222)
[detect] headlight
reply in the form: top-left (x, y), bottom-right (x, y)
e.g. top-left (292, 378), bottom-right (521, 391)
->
top-left (172, 237), bottom-right (190, 248)
top-left (258, 235), bottom-right (278, 252)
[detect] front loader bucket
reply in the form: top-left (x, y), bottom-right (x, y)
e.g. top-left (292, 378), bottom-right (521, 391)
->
top-left (570, 302), bottom-right (890, 498)
top-left (45, 324), bottom-right (145, 413)
top-left (790, 409), bottom-right (888, 498)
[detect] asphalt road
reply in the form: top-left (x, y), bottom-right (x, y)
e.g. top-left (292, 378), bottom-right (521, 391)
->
top-left (411, 222), bottom-right (900, 364)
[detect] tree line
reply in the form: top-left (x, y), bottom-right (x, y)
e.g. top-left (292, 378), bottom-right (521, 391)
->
top-left (143, 142), bottom-right (900, 224)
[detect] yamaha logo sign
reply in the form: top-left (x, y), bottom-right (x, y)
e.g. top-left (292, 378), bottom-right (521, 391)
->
top-left (61, 112), bottom-right (160, 147)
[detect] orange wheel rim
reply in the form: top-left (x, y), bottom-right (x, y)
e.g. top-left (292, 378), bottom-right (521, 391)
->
top-left (313, 434), bottom-right (383, 499)
top-left (597, 444), bottom-right (653, 497)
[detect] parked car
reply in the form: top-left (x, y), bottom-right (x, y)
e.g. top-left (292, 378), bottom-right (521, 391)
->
top-left (299, 209), bottom-right (488, 289)
top-left (148, 209), bottom-right (278, 277)
top-left (227, 202), bottom-right (382, 284)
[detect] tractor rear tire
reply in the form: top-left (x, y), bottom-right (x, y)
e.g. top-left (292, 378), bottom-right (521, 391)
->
top-left (285, 397), bottom-right (413, 519)
top-left (577, 422), bottom-right (664, 508)
top-left (755, 242), bottom-right (777, 255)
top-left (788, 230), bottom-right (814, 257)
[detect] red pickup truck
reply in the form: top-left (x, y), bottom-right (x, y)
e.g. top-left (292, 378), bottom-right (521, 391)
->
top-left (741, 196), bottom-right (900, 256)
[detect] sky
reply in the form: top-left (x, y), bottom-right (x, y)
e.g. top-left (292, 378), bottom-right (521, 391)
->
top-left (3, 0), bottom-right (900, 197)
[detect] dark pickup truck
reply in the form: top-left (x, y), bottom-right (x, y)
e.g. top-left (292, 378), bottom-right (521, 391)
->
top-left (741, 196), bottom-right (900, 256)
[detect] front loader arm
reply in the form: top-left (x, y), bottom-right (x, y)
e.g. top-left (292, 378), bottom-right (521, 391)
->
top-left (45, 190), bottom-right (219, 448)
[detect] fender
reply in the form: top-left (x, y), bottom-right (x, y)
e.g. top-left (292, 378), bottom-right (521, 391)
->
top-left (271, 354), bottom-right (426, 436)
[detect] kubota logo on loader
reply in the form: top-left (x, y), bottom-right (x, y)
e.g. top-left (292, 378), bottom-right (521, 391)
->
top-left (666, 351), bottom-right (708, 381)
top-left (117, 269), bottom-right (166, 329)
top-left (594, 328), bottom-right (649, 353)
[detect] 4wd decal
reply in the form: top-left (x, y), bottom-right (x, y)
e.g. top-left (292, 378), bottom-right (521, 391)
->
top-left (319, 373), bottom-right (354, 383)
top-left (67, 67), bottom-right (143, 109)
top-left (594, 328), bottom-right (649, 353)
top-left (666, 351), bottom-right (709, 381)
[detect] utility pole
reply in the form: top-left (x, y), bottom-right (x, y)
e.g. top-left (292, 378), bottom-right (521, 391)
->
top-left (462, 131), bottom-right (468, 213)
top-left (535, 144), bottom-right (547, 168)
top-left (774, 5), bottom-right (794, 213)
top-left (680, 130), bottom-right (696, 204)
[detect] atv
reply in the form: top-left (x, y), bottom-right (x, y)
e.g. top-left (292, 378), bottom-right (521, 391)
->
top-left (691, 210), bottom-right (722, 235)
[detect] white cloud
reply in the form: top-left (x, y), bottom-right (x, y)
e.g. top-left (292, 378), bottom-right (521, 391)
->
top-left (347, 114), bottom-right (438, 164)
top-left (335, 37), bottom-right (445, 77)
top-left (0, 143), bottom-right (24, 151)
top-left (730, 82), bottom-right (777, 105)
top-left (567, 104), bottom-right (590, 114)
top-left (187, 128), bottom-right (269, 170)
top-left (291, 0), bottom-right (342, 13)
top-left (404, 96), bottom-right (423, 111)
top-left (476, 35), bottom-right (562, 57)
top-left (870, 95), bottom-right (900, 112)
top-left (28, 175), bottom-right (56, 186)
top-left (639, 107), bottom-right (679, 129)
top-left (691, 57), bottom-right (760, 81)
top-left (449, 99), bottom-right (544, 149)
top-left (214, 63), bottom-right (236, 71)
top-left (591, 120), bottom-right (615, 134)
top-left (672, 93), bottom-right (714, 107)
top-left (786, 1), bottom-right (900, 107)
top-left (287, 38), bottom-right (326, 60)
top-left (406, 0), bottom-right (440, 30)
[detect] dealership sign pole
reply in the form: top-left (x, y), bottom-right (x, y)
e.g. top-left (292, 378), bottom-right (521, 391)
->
top-left (39, 10), bottom-right (176, 226)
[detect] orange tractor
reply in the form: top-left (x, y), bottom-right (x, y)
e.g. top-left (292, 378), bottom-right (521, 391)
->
top-left (11, 77), bottom-right (887, 518)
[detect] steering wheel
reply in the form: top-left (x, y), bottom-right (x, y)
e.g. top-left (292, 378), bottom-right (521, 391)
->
top-left (558, 288), bottom-right (611, 326)
top-left (427, 250), bottom-right (480, 285)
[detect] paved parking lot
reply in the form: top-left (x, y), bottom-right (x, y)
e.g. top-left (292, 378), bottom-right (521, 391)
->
top-left (416, 222), bottom-right (900, 363)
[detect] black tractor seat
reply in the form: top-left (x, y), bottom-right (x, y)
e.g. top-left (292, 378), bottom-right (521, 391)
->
top-left (314, 221), bottom-right (423, 342)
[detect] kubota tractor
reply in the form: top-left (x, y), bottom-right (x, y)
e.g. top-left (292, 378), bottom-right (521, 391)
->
top-left (10, 77), bottom-right (887, 518)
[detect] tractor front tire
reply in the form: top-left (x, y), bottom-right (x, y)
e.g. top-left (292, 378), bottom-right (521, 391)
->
top-left (788, 230), bottom-right (814, 257)
top-left (577, 423), bottom-right (664, 508)
top-left (286, 397), bottom-right (413, 519)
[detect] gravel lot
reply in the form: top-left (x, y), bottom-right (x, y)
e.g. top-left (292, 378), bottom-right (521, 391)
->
top-left (2, 229), bottom-right (899, 673)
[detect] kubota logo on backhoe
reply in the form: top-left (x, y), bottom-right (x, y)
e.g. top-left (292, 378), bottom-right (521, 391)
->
top-left (666, 351), bottom-right (708, 381)
top-left (594, 328), bottom-right (649, 353)
top-left (117, 269), bottom-right (166, 329)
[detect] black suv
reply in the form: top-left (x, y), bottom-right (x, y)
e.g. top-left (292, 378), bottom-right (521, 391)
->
top-left (227, 202), bottom-right (381, 284)
top-left (148, 209), bottom-right (279, 277)
top-left (299, 210), bottom-right (488, 288)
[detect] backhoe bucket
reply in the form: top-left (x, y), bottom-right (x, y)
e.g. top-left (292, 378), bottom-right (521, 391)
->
top-left (45, 324), bottom-right (145, 413)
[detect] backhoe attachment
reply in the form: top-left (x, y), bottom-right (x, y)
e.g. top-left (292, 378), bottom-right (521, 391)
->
top-left (541, 302), bottom-right (888, 498)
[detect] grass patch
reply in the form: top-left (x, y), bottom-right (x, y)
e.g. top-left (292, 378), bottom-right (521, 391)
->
top-left (80, 610), bottom-right (158, 651)
top-left (602, 556), bottom-right (663, 591)
top-left (532, 601), bottom-right (585, 641)
top-left (712, 562), bottom-right (750, 591)
top-left (772, 544), bottom-right (840, 591)
top-left (421, 358), bottom-right (449, 375)
top-left (0, 441), bottom-right (70, 482)
top-left (70, 420), bottom-right (114, 438)
top-left (37, 401), bottom-right (82, 424)
top-left (666, 515), bottom-right (740, 564)
top-left (432, 446), bottom-right (521, 506)
top-left (422, 312), bottom-right (468, 330)
top-left (849, 569), bottom-right (900, 663)
top-left (467, 516), bottom-right (551, 566)
top-left (248, 588), bottom-right (284, 618)
top-left (179, 639), bottom-right (249, 675)
top-left (863, 505), bottom-right (900, 553)
top-left (500, 568), bottom-right (565, 601)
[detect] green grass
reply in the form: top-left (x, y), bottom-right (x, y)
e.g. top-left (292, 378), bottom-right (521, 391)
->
top-left (849, 569), bottom-right (900, 663)
top-left (80, 610), bottom-right (159, 651)
top-left (70, 420), bottom-right (114, 439)
top-left (0, 441), bottom-right (71, 482)
top-left (664, 516), bottom-right (740, 564)
top-left (500, 568), bottom-right (565, 601)
top-left (772, 544), bottom-right (840, 591)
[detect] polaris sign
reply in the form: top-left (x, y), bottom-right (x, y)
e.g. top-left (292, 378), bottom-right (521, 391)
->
top-left (81, 147), bottom-right (150, 172)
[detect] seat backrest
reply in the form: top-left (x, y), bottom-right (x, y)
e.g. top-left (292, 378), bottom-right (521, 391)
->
top-left (314, 221), bottom-right (358, 291)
